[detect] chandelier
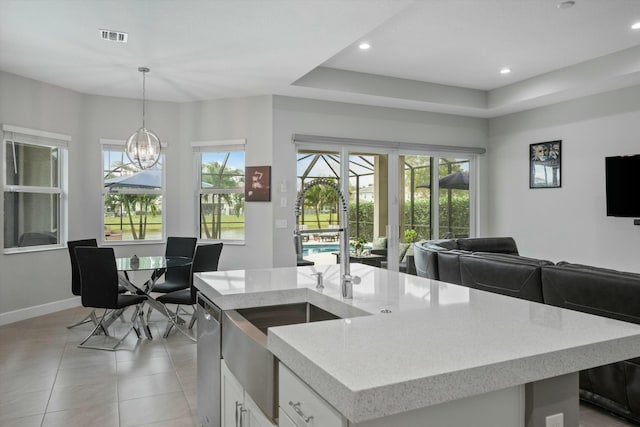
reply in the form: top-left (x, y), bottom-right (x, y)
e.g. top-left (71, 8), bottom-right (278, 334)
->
top-left (125, 67), bottom-right (161, 169)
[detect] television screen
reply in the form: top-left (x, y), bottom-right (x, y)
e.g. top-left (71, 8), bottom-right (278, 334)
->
top-left (605, 155), bottom-right (640, 217)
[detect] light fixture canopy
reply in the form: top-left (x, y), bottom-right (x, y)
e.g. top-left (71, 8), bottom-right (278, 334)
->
top-left (126, 67), bottom-right (161, 169)
top-left (557, 1), bottom-right (576, 9)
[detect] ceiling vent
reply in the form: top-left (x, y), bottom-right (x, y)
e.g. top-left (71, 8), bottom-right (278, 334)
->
top-left (99, 29), bottom-right (128, 43)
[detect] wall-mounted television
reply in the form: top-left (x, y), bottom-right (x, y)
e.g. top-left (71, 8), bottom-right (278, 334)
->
top-left (605, 154), bottom-right (640, 217)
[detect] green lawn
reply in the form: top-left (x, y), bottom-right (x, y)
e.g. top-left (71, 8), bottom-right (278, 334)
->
top-left (105, 216), bottom-right (163, 233)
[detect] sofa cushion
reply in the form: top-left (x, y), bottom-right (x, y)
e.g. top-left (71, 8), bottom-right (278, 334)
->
top-left (542, 262), bottom-right (640, 423)
top-left (583, 363), bottom-right (631, 414)
top-left (458, 252), bottom-right (550, 302)
top-left (457, 237), bottom-right (519, 255)
top-left (436, 250), bottom-right (470, 285)
top-left (414, 240), bottom-right (458, 279)
top-left (541, 263), bottom-right (640, 324)
top-left (625, 359), bottom-right (640, 416)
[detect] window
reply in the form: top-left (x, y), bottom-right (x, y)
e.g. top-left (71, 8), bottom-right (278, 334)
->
top-left (3, 125), bottom-right (68, 252)
top-left (193, 140), bottom-right (245, 242)
top-left (101, 140), bottom-right (164, 242)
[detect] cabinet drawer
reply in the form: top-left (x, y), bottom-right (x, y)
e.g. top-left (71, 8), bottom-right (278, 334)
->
top-left (279, 363), bottom-right (346, 427)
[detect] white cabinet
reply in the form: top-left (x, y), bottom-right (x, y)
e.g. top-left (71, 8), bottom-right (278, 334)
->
top-left (221, 360), bottom-right (276, 427)
top-left (279, 408), bottom-right (298, 427)
top-left (279, 363), bottom-right (347, 427)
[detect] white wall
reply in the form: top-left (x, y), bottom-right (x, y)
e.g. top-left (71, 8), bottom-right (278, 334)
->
top-left (0, 73), bottom-right (489, 319)
top-left (271, 96), bottom-right (489, 268)
top-left (488, 85), bottom-right (640, 272)
top-left (0, 72), bottom-right (84, 315)
top-left (0, 71), bottom-right (180, 317)
top-left (0, 71), bottom-right (274, 318)
top-left (178, 97), bottom-right (273, 270)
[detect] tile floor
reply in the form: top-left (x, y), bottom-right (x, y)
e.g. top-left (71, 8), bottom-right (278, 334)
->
top-left (1, 306), bottom-right (198, 427)
top-left (1, 306), bottom-right (638, 427)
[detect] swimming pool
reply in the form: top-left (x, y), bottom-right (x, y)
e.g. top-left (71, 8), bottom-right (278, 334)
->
top-left (302, 243), bottom-right (371, 256)
top-left (302, 243), bottom-right (339, 256)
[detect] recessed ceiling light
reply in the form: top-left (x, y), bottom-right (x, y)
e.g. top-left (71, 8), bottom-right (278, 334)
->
top-left (359, 42), bottom-right (371, 50)
top-left (557, 1), bottom-right (575, 9)
top-left (500, 68), bottom-right (511, 75)
top-left (632, 22), bottom-right (640, 30)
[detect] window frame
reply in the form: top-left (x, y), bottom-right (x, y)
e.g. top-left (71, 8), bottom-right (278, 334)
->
top-left (2, 125), bottom-right (69, 254)
top-left (100, 139), bottom-right (166, 245)
top-left (193, 139), bottom-right (246, 245)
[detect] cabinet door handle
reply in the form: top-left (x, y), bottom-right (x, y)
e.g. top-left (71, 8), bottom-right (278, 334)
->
top-left (289, 401), bottom-right (314, 423)
top-left (235, 401), bottom-right (246, 427)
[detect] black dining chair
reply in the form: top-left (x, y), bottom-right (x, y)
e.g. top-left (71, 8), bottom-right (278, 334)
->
top-left (67, 239), bottom-right (130, 330)
top-left (149, 236), bottom-right (197, 293)
top-left (145, 237), bottom-right (197, 320)
top-left (67, 239), bottom-right (99, 329)
top-left (156, 243), bottom-right (223, 341)
top-left (75, 246), bottom-right (148, 351)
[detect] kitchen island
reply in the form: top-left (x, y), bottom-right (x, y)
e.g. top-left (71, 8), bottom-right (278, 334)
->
top-left (195, 264), bottom-right (640, 427)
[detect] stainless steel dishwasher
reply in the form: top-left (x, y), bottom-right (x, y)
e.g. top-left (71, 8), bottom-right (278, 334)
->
top-left (197, 293), bottom-right (222, 427)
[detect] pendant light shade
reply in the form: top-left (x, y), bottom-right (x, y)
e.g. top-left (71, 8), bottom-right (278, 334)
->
top-left (126, 67), bottom-right (161, 169)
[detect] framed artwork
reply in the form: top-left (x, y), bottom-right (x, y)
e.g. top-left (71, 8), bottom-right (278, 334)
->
top-left (530, 140), bottom-right (561, 189)
top-left (245, 166), bottom-right (271, 201)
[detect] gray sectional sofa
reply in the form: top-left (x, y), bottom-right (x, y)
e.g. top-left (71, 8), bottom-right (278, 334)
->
top-left (413, 237), bottom-right (640, 424)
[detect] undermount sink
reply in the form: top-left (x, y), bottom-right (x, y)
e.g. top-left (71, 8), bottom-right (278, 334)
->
top-left (236, 302), bottom-right (341, 335)
top-left (221, 302), bottom-right (342, 423)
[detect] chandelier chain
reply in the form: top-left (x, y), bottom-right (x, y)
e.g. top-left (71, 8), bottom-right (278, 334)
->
top-left (141, 68), bottom-right (147, 129)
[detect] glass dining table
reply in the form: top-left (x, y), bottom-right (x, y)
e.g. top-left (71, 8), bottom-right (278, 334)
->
top-left (116, 255), bottom-right (192, 273)
top-left (116, 255), bottom-right (193, 339)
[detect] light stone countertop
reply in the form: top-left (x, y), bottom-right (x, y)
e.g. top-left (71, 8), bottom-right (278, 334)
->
top-left (194, 264), bottom-right (640, 423)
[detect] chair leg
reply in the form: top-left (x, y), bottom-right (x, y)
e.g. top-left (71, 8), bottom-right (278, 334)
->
top-left (78, 304), bottom-right (145, 351)
top-left (161, 304), bottom-right (196, 342)
top-left (78, 308), bottom-right (110, 349)
top-left (66, 309), bottom-right (98, 329)
top-left (187, 305), bottom-right (197, 330)
top-left (137, 301), bottom-right (153, 340)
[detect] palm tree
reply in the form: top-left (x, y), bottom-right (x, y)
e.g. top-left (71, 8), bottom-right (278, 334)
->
top-left (321, 183), bottom-right (339, 225)
top-left (302, 185), bottom-right (323, 229)
top-left (200, 159), bottom-right (244, 239)
top-left (104, 161), bottom-right (160, 240)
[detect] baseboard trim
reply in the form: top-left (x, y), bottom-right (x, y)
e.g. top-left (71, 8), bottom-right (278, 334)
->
top-left (0, 297), bottom-right (82, 326)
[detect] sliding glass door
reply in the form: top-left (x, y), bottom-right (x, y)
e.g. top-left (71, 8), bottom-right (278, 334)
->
top-left (437, 157), bottom-right (471, 239)
top-left (296, 146), bottom-right (475, 271)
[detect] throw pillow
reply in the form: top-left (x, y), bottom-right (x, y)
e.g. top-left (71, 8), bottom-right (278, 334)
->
top-left (372, 236), bottom-right (387, 250)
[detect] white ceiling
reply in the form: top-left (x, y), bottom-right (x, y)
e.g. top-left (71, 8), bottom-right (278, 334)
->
top-left (1, 0), bottom-right (640, 118)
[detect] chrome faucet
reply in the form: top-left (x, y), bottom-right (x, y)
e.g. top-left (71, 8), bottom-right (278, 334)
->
top-left (294, 178), bottom-right (359, 299)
